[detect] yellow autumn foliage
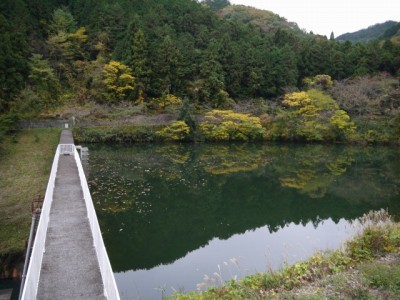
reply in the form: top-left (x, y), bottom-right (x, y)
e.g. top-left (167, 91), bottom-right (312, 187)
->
top-left (149, 94), bottom-right (183, 111)
top-left (102, 60), bottom-right (135, 102)
top-left (198, 145), bottom-right (268, 175)
top-left (279, 151), bottom-right (354, 198)
top-left (282, 91), bottom-right (311, 107)
top-left (200, 110), bottom-right (265, 141)
top-left (303, 74), bottom-right (333, 90)
top-left (270, 89), bottom-right (356, 141)
top-left (156, 121), bottom-right (190, 141)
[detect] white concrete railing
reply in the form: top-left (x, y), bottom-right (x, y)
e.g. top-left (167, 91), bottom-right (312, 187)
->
top-left (73, 148), bottom-right (120, 300)
top-left (21, 144), bottom-right (120, 300)
top-left (21, 145), bottom-right (61, 300)
top-left (59, 144), bottom-right (75, 155)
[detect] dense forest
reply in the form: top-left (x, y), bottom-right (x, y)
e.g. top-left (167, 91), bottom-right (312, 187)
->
top-left (0, 0), bottom-right (400, 142)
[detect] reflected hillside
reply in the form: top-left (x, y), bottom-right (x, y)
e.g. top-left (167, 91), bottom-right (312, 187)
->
top-left (88, 144), bottom-right (400, 272)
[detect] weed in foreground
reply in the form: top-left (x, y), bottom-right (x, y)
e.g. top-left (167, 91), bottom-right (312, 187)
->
top-left (319, 271), bottom-right (372, 299)
top-left (196, 258), bottom-right (241, 291)
top-left (359, 261), bottom-right (400, 293)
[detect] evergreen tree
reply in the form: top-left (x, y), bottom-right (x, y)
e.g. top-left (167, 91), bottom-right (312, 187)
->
top-left (0, 14), bottom-right (30, 112)
top-left (151, 35), bottom-right (183, 96)
top-left (123, 29), bottom-right (150, 94)
top-left (46, 7), bottom-right (88, 81)
top-left (28, 54), bottom-right (61, 108)
top-left (218, 33), bottom-right (242, 98)
top-left (243, 47), bottom-right (264, 97)
top-left (199, 39), bottom-right (228, 106)
top-left (49, 7), bottom-right (76, 34)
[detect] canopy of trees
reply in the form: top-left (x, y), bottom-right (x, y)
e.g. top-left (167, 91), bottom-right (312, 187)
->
top-left (0, 0), bottom-right (399, 142)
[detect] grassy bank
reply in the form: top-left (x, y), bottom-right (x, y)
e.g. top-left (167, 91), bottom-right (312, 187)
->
top-left (70, 108), bottom-right (400, 145)
top-left (73, 125), bottom-right (162, 143)
top-left (0, 129), bottom-right (60, 273)
top-left (169, 210), bottom-right (400, 299)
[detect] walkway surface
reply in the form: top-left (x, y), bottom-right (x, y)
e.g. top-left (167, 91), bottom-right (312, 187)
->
top-left (36, 131), bottom-right (105, 299)
top-left (0, 289), bottom-right (12, 300)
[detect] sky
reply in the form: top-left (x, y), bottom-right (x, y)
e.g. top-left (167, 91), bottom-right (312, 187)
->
top-left (229, 0), bottom-right (400, 37)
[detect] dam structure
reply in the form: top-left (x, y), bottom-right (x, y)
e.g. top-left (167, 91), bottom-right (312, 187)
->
top-left (21, 130), bottom-right (120, 299)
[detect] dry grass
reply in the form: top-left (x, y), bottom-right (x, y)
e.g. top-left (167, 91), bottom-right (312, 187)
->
top-left (0, 129), bottom-right (60, 256)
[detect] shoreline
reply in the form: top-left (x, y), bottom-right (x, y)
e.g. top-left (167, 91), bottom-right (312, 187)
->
top-left (168, 210), bottom-right (400, 299)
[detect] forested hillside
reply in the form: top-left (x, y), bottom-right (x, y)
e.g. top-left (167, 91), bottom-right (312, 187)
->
top-left (0, 0), bottom-right (400, 142)
top-left (218, 4), bottom-right (302, 34)
top-left (336, 21), bottom-right (400, 43)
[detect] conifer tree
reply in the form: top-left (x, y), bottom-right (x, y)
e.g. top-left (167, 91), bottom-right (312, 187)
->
top-left (200, 39), bottom-right (228, 106)
top-left (28, 54), bottom-right (61, 108)
top-left (123, 28), bottom-right (150, 98)
top-left (151, 35), bottom-right (183, 96)
top-left (0, 14), bottom-right (30, 112)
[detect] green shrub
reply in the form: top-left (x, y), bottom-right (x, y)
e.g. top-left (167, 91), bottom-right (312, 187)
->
top-left (73, 125), bottom-right (159, 143)
top-left (0, 113), bottom-right (19, 142)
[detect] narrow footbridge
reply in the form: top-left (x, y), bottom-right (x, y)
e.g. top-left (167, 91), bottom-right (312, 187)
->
top-left (21, 130), bottom-right (120, 299)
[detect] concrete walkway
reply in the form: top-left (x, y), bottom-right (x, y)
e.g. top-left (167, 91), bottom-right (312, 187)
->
top-left (36, 131), bottom-right (105, 299)
top-left (59, 130), bottom-right (74, 144)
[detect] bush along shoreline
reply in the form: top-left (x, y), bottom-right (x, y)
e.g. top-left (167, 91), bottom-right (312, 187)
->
top-left (72, 107), bottom-right (400, 145)
top-left (73, 125), bottom-right (163, 144)
top-left (168, 210), bottom-right (400, 300)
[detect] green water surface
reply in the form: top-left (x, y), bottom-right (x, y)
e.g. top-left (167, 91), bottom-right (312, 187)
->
top-left (87, 144), bottom-right (400, 299)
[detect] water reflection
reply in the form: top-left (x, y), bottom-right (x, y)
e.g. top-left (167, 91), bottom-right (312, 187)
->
top-left (88, 144), bottom-right (400, 299)
top-left (115, 219), bottom-right (355, 300)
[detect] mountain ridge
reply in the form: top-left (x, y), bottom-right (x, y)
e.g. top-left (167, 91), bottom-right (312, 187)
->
top-left (336, 20), bottom-right (399, 43)
top-left (218, 4), bottom-right (303, 35)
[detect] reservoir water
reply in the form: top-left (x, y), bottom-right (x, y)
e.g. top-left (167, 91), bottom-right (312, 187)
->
top-left (87, 144), bottom-right (400, 299)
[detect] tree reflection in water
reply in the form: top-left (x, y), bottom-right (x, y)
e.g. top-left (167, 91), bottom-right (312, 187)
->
top-left (87, 144), bottom-right (400, 273)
